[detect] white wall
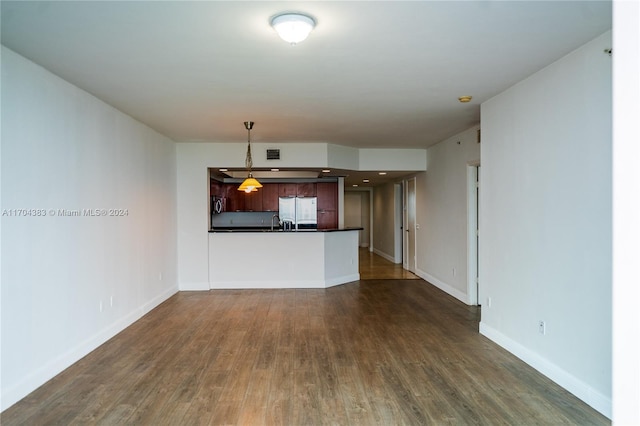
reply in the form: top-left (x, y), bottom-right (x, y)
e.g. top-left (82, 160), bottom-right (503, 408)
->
top-left (371, 182), bottom-right (397, 261)
top-left (359, 148), bottom-right (426, 171)
top-left (0, 47), bottom-right (178, 410)
top-left (344, 190), bottom-right (371, 247)
top-left (415, 126), bottom-right (480, 303)
top-left (479, 32), bottom-right (612, 417)
top-left (612, 1), bottom-right (640, 423)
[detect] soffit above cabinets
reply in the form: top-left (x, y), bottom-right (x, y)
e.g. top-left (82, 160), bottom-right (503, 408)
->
top-left (209, 168), bottom-right (418, 188)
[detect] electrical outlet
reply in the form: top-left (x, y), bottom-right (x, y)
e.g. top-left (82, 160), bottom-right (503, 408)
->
top-left (99, 301), bottom-right (103, 313)
top-left (110, 296), bottom-right (113, 307)
top-left (486, 297), bottom-right (492, 308)
top-left (452, 267), bottom-right (457, 277)
top-left (159, 272), bottom-right (163, 281)
top-left (538, 321), bottom-right (546, 335)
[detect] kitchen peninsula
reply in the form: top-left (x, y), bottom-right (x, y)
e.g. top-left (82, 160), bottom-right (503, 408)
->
top-left (208, 176), bottom-right (361, 289)
top-left (208, 228), bottom-right (361, 289)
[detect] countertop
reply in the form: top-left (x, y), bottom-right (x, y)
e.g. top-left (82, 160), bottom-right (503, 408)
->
top-left (209, 227), bottom-right (363, 233)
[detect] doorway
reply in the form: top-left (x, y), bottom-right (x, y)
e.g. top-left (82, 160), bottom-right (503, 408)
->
top-left (344, 190), bottom-right (371, 248)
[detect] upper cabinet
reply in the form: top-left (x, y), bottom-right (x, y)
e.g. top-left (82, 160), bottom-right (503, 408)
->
top-left (296, 183), bottom-right (316, 197)
top-left (224, 184), bottom-right (244, 212)
top-left (261, 184), bottom-right (279, 211)
top-left (211, 180), bottom-right (336, 217)
top-left (316, 182), bottom-right (337, 210)
top-left (211, 180), bottom-right (224, 198)
top-left (316, 182), bottom-right (338, 229)
top-left (243, 188), bottom-right (263, 211)
top-left (279, 182), bottom-right (316, 197)
top-left (278, 183), bottom-right (297, 197)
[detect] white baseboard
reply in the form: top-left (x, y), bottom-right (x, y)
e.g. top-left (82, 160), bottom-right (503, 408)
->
top-left (372, 248), bottom-right (396, 263)
top-left (210, 274), bottom-right (360, 289)
top-left (415, 269), bottom-right (469, 304)
top-left (325, 273), bottom-right (360, 287)
top-left (179, 281), bottom-right (210, 291)
top-left (211, 280), bottom-right (325, 289)
top-left (1, 284), bottom-right (178, 411)
top-left (479, 322), bottom-right (612, 419)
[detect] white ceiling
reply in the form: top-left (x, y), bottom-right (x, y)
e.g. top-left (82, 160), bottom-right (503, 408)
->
top-left (1, 1), bottom-right (611, 169)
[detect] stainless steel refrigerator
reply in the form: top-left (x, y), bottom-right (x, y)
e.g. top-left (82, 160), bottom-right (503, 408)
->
top-left (278, 197), bottom-right (317, 230)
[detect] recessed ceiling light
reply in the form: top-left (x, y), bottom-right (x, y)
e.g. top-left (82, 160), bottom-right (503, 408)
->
top-left (322, 169), bottom-right (331, 173)
top-left (378, 172), bottom-right (387, 175)
top-left (271, 168), bottom-right (280, 172)
top-left (352, 184), bottom-right (358, 187)
top-left (363, 179), bottom-right (370, 183)
top-left (219, 168), bottom-right (228, 172)
top-left (458, 96), bottom-right (473, 103)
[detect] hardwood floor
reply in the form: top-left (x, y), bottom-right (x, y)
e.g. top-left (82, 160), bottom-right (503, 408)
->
top-left (2, 255), bottom-right (609, 425)
top-left (359, 248), bottom-right (419, 280)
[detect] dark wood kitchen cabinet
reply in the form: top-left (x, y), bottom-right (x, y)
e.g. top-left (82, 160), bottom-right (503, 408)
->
top-left (224, 184), bottom-right (244, 212)
top-left (317, 209), bottom-right (338, 230)
top-left (316, 182), bottom-right (338, 229)
top-left (261, 184), bottom-right (279, 211)
top-left (279, 183), bottom-right (297, 197)
top-left (297, 183), bottom-right (316, 197)
top-left (317, 182), bottom-right (337, 210)
top-left (210, 179), bottom-right (224, 198)
top-left (243, 188), bottom-right (263, 211)
top-left (214, 181), bottom-right (335, 215)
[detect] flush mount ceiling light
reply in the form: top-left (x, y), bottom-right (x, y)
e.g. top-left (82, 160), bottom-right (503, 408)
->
top-left (238, 121), bottom-right (263, 193)
top-left (458, 96), bottom-right (473, 103)
top-left (271, 13), bottom-right (315, 45)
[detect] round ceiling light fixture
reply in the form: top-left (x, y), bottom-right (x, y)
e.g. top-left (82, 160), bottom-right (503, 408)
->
top-left (458, 96), bottom-right (473, 103)
top-left (271, 13), bottom-right (316, 45)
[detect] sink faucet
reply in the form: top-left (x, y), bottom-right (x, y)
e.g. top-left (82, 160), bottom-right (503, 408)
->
top-left (271, 214), bottom-right (281, 231)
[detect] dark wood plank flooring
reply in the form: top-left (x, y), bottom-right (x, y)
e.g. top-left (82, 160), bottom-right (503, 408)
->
top-left (2, 255), bottom-right (609, 425)
top-left (359, 248), bottom-right (419, 280)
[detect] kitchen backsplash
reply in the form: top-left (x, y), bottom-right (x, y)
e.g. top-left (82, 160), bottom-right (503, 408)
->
top-left (211, 211), bottom-right (277, 228)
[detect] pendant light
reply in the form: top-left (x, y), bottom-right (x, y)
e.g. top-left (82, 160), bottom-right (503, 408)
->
top-left (238, 121), bottom-right (262, 193)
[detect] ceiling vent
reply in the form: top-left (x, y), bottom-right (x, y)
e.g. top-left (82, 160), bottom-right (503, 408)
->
top-left (266, 149), bottom-right (280, 160)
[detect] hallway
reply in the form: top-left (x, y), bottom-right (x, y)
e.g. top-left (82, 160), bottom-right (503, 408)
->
top-left (358, 248), bottom-right (419, 280)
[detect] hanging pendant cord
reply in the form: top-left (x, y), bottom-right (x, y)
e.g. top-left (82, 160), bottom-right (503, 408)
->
top-left (246, 128), bottom-right (253, 173)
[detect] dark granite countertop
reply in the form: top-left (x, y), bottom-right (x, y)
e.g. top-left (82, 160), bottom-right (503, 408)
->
top-left (209, 227), bottom-right (363, 233)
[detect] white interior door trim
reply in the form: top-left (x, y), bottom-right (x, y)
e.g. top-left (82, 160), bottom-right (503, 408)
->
top-left (467, 161), bottom-right (480, 306)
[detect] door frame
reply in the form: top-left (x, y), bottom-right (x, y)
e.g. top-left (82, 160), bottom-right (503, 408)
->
top-left (467, 162), bottom-right (480, 305)
top-left (403, 177), bottom-right (417, 273)
top-left (394, 183), bottom-right (403, 263)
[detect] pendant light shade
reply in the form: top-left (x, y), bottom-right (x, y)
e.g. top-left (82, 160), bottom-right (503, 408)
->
top-left (238, 175), bottom-right (261, 193)
top-left (238, 121), bottom-right (262, 192)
